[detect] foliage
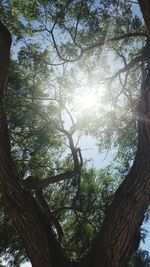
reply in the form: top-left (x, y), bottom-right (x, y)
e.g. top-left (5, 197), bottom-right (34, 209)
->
top-left (128, 250), bottom-right (150, 267)
top-left (0, 0), bottom-right (150, 266)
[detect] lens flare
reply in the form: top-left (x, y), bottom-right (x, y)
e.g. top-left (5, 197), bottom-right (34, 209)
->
top-left (73, 91), bottom-right (98, 112)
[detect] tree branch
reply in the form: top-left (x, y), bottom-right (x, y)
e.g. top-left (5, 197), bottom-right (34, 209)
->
top-left (108, 55), bottom-right (142, 81)
top-left (0, 21), bottom-right (12, 97)
top-left (48, 32), bottom-right (147, 65)
top-left (138, 0), bottom-right (150, 36)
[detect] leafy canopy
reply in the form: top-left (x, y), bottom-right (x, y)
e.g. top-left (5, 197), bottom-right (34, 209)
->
top-left (0, 0), bottom-right (149, 266)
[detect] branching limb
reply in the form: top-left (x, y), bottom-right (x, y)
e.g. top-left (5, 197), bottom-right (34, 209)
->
top-left (108, 55), bottom-right (142, 82)
top-left (48, 32), bottom-right (147, 65)
top-left (23, 128), bottom-right (83, 191)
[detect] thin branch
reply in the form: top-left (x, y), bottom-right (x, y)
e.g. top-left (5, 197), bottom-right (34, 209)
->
top-left (58, 64), bottom-right (68, 129)
top-left (52, 206), bottom-right (82, 216)
top-left (48, 32), bottom-right (147, 65)
top-left (113, 45), bottom-right (127, 66)
top-left (63, 105), bottom-right (76, 133)
top-left (48, 0), bottom-right (72, 33)
top-left (74, 0), bottom-right (84, 41)
top-left (52, 205), bottom-right (97, 234)
top-left (109, 55), bottom-right (142, 81)
top-left (128, 0), bottom-right (139, 4)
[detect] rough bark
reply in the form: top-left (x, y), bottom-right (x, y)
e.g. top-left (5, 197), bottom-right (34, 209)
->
top-left (86, 2), bottom-right (150, 266)
top-left (0, 21), bottom-right (70, 267)
top-left (138, 0), bottom-right (150, 36)
top-left (90, 147), bottom-right (150, 267)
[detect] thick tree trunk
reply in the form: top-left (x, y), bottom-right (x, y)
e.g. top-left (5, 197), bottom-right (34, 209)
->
top-left (87, 2), bottom-right (150, 266)
top-left (90, 147), bottom-right (150, 267)
top-left (7, 188), bottom-right (70, 267)
top-left (0, 21), bottom-right (70, 267)
top-left (138, 0), bottom-right (150, 36)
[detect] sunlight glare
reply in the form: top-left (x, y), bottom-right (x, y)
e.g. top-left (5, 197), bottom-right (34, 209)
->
top-left (73, 90), bottom-right (99, 113)
top-left (80, 92), bottom-right (97, 110)
top-left (72, 83), bottom-right (112, 113)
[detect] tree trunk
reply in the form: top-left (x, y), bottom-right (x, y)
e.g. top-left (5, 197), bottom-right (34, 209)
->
top-left (0, 21), bottom-right (70, 267)
top-left (90, 148), bottom-right (150, 267)
top-left (138, 0), bottom-right (150, 36)
top-left (7, 188), bottom-right (71, 267)
top-left (87, 2), bottom-right (150, 266)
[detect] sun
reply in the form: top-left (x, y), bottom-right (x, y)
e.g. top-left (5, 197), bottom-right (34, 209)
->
top-left (80, 92), bottom-right (98, 109)
top-left (72, 84), bottom-right (112, 114)
top-left (73, 91), bottom-right (99, 112)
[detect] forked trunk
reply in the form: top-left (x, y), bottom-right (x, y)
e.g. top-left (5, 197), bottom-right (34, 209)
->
top-left (1, 1), bottom-right (150, 265)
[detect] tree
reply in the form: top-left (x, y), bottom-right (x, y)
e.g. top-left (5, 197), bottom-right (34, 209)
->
top-left (1, 0), bottom-right (150, 266)
top-left (128, 249), bottom-right (150, 267)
